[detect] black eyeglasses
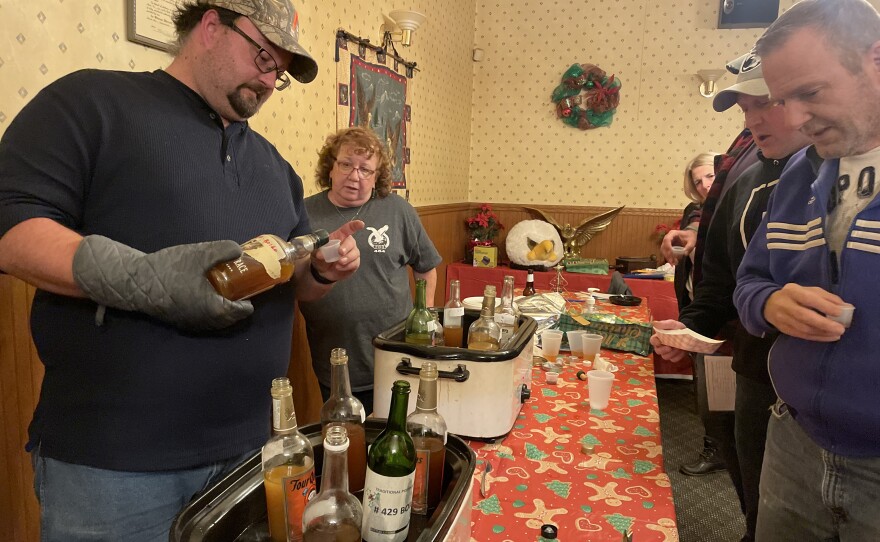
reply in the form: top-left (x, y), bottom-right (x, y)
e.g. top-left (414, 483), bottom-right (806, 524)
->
top-left (226, 23), bottom-right (291, 91)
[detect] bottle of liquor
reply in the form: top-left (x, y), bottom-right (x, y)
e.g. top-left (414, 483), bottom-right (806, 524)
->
top-left (467, 285), bottom-right (502, 351)
top-left (320, 348), bottom-right (367, 493)
top-left (523, 269), bottom-right (536, 296)
top-left (496, 275), bottom-right (517, 345)
top-left (263, 378), bottom-right (317, 542)
top-left (442, 280), bottom-right (465, 347)
top-left (302, 425), bottom-right (363, 542)
top-left (208, 230), bottom-right (330, 301)
top-left (404, 278), bottom-right (435, 345)
top-left (406, 362), bottom-right (447, 515)
top-left (362, 381), bottom-right (417, 542)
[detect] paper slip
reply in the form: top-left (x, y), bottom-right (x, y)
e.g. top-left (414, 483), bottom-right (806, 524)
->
top-left (593, 355), bottom-right (618, 372)
top-left (652, 327), bottom-right (724, 354)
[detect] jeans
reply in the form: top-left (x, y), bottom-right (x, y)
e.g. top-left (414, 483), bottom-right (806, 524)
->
top-left (319, 383), bottom-right (374, 417)
top-left (756, 400), bottom-right (880, 541)
top-left (734, 374), bottom-right (777, 540)
top-left (32, 446), bottom-right (255, 542)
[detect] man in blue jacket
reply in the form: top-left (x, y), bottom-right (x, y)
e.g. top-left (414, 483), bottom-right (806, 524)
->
top-left (733, 0), bottom-right (880, 539)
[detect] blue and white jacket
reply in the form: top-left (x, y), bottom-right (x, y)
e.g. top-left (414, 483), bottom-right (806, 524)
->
top-left (734, 146), bottom-right (880, 457)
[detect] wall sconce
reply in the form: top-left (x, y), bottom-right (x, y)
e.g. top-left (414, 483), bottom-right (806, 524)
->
top-left (697, 69), bottom-right (727, 98)
top-left (380, 10), bottom-right (427, 47)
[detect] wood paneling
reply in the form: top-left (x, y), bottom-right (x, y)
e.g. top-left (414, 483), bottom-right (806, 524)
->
top-left (0, 202), bottom-right (678, 542)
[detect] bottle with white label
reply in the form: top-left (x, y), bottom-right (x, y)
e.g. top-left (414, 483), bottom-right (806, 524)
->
top-left (442, 280), bottom-right (465, 347)
top-left (406, 362), bottom-right (447, 515)
top-left (362, 380), bottom-right (416, 541)
top-left (320, 348), bottom-right (367, 493)
top-left (496, 275), bottom-right (517, 345)
top-left (208, 230), bottom-right (329, 300)
top-left (404, 279), bottom-right (435, 345)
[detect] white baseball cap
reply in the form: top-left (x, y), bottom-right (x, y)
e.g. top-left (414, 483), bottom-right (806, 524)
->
top-left (713, 51), bottom-right (769, 112)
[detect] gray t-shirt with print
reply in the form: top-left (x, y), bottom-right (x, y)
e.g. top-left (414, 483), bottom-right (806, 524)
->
top-left (300, 191), bottom-right (442, 392)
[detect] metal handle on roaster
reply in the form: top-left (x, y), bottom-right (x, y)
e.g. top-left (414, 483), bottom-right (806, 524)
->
top-left (396, 358), bottom-right (470, 382)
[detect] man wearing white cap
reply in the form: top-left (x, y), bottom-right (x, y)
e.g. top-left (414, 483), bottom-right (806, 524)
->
top-left (734, 0), bottom-right (880, 539)
top-left (652, 49), bottom-right (810, 542)
top-left (0, 1), bottom-right (360, 540)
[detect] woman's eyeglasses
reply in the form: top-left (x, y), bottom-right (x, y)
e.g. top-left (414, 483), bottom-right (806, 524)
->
top-left (335, 159), bottom-right (376, 179)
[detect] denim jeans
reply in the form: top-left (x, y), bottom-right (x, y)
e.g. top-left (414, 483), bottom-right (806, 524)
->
top-left (32, 446), bottom-right (256, 542)
top-left (756, 400), bottom-right (880, 541)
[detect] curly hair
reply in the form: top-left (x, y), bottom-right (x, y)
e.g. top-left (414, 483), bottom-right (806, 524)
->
top-left (315, 127), bottom-right (393, 198)
top-left (683, 152), bottom-right (719, 204)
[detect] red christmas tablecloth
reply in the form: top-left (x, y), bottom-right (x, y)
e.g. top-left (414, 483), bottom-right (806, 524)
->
top-left (465, 301), bottom-right (678, 542)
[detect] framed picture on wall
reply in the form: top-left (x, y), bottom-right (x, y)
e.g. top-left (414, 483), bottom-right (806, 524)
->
top-left (126, 0), bottom-right (182, 52)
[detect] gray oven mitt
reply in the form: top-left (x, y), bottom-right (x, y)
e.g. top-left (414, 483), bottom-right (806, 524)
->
top-left (72, 235), bottom-right (254, 330)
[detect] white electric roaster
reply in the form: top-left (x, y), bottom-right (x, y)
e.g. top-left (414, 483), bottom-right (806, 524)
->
top-left (372, 311), bottom-right (536, 439)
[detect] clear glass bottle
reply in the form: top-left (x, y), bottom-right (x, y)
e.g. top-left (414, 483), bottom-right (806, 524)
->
top-left (430, 309), bottom-right (445, 346)
top-left (361, 381), bottom-right (416, 542)
top-left (208, 229), bottom-right (330, 301)
top-left (523, 269), bottom-right (536, 296)
top-left (320, 348), bottom-right (367, 494)
top-left (405, 278), bottom-right (435, 345)
top-left (442, 280), bottom-right (465, 347)
top-left (496, 275), bottom-right (517, 345)
top-left (263, 378), bottom-right (317, 542)
top-left (302, 425), bottom-right (363, 542)
top-left (406, 362), bottom-right (447, 515)
top-left (467, 285), bottom-right (502, 351)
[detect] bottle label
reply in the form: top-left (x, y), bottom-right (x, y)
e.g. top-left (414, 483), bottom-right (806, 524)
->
top-left (285, 467), bottom-right (316, 541)
top-left (362, 468), bottom-right (414, 542)
top-left (412, 448), bottom-right (432, 514)
top-left (444, 307), bottom-right (464, 318)
top-left (242, 235), bottom-right (285, 279)
top-left (426, 320), bottom-right (437, 332)
top-left (495, 313), bottom-right (516, 325)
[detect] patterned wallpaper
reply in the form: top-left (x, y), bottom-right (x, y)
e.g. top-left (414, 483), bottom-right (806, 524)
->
top-left (0, 0), bottom-right (476, 205)
top-left (4, 1), bottom-right (880, 210)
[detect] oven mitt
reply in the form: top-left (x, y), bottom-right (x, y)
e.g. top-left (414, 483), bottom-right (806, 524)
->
top-left (72, 235), bottom-right (254, 330)
top-left (607, 271), bottom-right (633, 296)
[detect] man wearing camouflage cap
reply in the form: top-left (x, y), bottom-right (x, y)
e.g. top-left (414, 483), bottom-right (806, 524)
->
top-left (0, 2), bottom-right (359, 540)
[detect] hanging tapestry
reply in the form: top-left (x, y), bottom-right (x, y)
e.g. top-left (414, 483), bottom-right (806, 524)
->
top-left (335, 32), bottom-right (413, 190)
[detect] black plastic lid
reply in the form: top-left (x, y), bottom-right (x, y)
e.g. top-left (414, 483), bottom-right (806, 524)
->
top-left (313, 229), bottom-right (330, 248)
top-left (541, 524), bottom-right (558, 539)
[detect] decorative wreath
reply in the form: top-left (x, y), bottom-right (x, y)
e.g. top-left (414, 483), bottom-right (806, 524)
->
top-left (551, 63), bottom-right (621, 130)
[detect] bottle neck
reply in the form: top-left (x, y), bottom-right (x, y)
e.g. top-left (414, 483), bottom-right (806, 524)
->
top-left (284, 231), bottom-right (320, 260)
top-left (415, 376), bottom-right (438, 412)
top-left (481, 295), bottom-right (496, 318)
top-left (320, 442), bottom-right (350, 493)
top-left (387, 386), bottom-right (411, 432)
top-left (449, 281), bottom-right (461, 304)
top-left (527, 272), bottom-right (534, 284)
top-left (329, 360), bottom-right (353, 398)
top-left (414, 280), bottom-right (427, 310)
top-left (272, 392), bottom-right (298, 435)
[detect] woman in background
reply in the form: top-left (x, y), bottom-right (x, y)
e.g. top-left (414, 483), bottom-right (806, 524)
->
top-left (672, 152), bottom-right (730, 479)
top-left (299, 127), bottom-right (441, 415)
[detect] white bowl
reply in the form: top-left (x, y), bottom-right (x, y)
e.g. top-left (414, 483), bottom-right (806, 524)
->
top-left (463, 296), bottom-right (501, 311)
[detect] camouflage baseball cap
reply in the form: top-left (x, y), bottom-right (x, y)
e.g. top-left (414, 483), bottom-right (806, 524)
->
top-left (203, 0), bottom-right (318, 84)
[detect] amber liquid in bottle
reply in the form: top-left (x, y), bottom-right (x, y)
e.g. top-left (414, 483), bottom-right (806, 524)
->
top-left (208, 231), bottom-right (328, 301)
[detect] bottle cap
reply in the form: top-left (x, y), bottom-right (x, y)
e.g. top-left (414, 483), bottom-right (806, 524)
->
top-left (313, 229), bottom-right (330, 248)
top-left (540, 524), bottom-right (558, 539)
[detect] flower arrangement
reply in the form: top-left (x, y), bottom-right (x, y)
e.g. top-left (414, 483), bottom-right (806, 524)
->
top-left (651, 218), bottom-right (681, 244)
top-left (466, 203), bottom-right (504, 242)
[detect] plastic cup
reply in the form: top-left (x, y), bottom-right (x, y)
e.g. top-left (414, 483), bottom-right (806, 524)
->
top-left (671, 246), bottom-right (687, 257)
top-left (541, 330), bottom-right (564, 358)
top-left (319, 239), bottom-right (341, 263)
top-left (581, 334), bottom-right (604, 363)
top-left (827, 303), bottom-right (854, 328)
top-left (587, 370), bottom-right (615, 410)
top-left (546, 371), bottom-right (559, 385)
top-left (567, 330), bottom-right (585, 359)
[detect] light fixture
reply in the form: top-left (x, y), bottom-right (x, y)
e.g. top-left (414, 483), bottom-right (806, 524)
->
top-left (696, 69), bottom-right (727, 98)
top-left (380, 9), bottom-right (427, 47)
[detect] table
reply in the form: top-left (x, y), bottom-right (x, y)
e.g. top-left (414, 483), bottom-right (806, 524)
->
top-left (466, 298), bottom-right (678, 541)
top-left (445, 262), bottom-right (689, 377)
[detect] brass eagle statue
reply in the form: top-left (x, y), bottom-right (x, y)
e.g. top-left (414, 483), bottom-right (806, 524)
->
top-left (523, 205), bottom-right (625, 258)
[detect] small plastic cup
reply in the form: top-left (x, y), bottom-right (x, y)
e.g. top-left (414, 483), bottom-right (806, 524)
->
top-left (319, 239), bottom-right (341, 263)
top-left (581, 334), bottom-right (604, 363)
top-left (827, 303), bottom-right (855, 328)
top-left (587, 369), bottom-right (615, 410)
top-left (567, 330), bottom-right (586, 360)
top-left (541, 330), bottom-right (564, 358)
top-left (671, 246), bottom-right (687, 257)
top-left (546, 371), bottom-right (559, 385)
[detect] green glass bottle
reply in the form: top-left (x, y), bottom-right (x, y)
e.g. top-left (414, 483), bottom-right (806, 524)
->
top-left (404, 279), bottom-right (434, 345)
top-left (361, 381), bottom-right (417, 542)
